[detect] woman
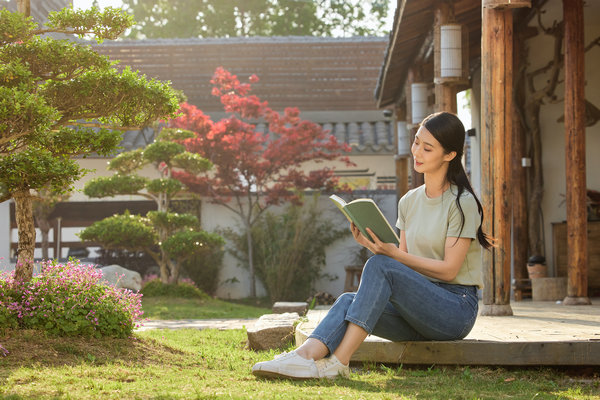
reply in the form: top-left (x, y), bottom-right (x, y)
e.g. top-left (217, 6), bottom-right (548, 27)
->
top-left (252, 111), bottom-right (492, 379)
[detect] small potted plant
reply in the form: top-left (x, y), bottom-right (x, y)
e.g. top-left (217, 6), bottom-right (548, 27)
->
top-left (527, 255), bottom-right (547, 279)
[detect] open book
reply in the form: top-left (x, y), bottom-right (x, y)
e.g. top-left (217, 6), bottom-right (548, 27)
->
top-left (329, 194), bottom-right (400, 245)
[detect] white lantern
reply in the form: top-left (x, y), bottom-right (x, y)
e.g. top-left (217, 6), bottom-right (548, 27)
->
top-left (440, 24), bottom-right (462, 78)
top-left (411, 83), bottom-right (428, 124)
top-left (397, 121), bottom-right (409, 156)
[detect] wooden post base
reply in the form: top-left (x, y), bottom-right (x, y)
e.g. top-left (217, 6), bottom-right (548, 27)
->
top-left (480, 304), bottom-right (513, 316)
top-left (563, 296), bottom-right (592, 305)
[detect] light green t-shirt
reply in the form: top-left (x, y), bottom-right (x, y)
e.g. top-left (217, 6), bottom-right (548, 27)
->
top-left (396, 184), bottom-right (483, 288)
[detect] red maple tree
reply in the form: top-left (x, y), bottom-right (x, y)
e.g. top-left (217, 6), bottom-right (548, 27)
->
top-left (169, 67), bottom-right (353, 297)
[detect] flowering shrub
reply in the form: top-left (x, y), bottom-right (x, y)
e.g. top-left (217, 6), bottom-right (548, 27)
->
top-left (0, 261), bottom-right (143, 338)
top-left (141, 276), bottom-right (208, 299)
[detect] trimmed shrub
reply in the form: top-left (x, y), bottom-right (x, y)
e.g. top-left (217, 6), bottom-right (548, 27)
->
top-left (0, 260), bottom-right (143, 338)
top-left (140, 277), bottom-right (208, 299)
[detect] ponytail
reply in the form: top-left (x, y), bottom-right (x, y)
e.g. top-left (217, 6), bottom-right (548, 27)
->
top-left (422, 112), bottom-right (493, 249)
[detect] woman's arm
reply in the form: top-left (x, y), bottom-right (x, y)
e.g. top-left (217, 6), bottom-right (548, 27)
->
top-left (351, 223), bottom-right (471, 282)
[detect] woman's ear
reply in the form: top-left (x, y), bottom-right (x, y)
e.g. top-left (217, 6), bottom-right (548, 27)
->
top-left (444, 151), bottom-right (457, 162)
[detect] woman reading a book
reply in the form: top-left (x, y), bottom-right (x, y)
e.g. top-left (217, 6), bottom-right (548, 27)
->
top-left (252, 111), bottom-right (492, 379)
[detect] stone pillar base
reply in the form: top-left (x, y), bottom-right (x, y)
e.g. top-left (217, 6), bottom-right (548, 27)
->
top-left (562, 296), bottom-right (592, 306)
top-left (480, 303), bottom-right (513, 316)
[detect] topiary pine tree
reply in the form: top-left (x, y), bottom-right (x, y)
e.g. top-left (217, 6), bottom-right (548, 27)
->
top-left (79, 127), bottom-right (223, 284)
top-left (168, 67), bottom-right (354, 297)
top-left (0, 5), bottom-right (180, 282)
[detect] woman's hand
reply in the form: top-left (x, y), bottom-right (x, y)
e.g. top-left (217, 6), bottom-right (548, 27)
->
top-left (351, 223), bottom-right (398, 257)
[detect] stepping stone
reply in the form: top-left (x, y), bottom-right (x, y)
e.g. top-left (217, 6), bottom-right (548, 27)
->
top-left (272, 301), bottom-right (308, 315)
top-left (247, 312), bottom-right (300, 351)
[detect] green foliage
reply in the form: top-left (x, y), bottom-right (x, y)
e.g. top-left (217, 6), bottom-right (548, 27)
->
top-left (45, 6), bottom-right (134, 41)
top-left (0, 261), bottom-right (143, 338)
top-left (0, 86), bottom-right (58, 146)
top-left (78, 211), bottom-right (156, 251)
top-left (146, 178), bottom-right (183, 197)
top-left (226, 195), bottom-right (348, 302)
top-left (162, 230), bottom-right (225, 263)
top-left (181, 246), bottom-right (225, 296)
top-left (1, 5), bottom-right (180, 279)
top-left (84, 174), bottom-right (148, 198)
top-left (0, 148), bottom-right (84, 193)
top-left (141, 278), bottom-right (208, 299)
top-left (146, 211), bottom-right (197, 233)
top-left (0, 9), bottom-right (37, 45)
top-left (157, 127), bottom-right (195, 141)
top-left (172, 152), bottom-right (213, 175)
top-left (32, 126), bottom-right (122, 157)
top-left (142, 140), bottom-right (185, 164)
top-left (0, 278), bottom-right (18, 329)
top-left (107, 148), bottom-right (145, 173)
top-left (81, 133), bottom-right (218, 284)
top-left (122, 0), bottom-right (390, 39)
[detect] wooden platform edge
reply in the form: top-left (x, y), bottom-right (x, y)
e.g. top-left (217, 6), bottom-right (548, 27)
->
top-left (296, 324), bottom-right (600, 366)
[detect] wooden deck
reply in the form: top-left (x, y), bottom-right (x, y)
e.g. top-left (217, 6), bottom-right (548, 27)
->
top-left (295, 299), bottom-right (600, 366)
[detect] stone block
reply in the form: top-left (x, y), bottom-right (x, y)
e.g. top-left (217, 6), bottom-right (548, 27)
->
top-left (532, 277), bottom-right (567, 301)
top-left (272, 301), bottom-right (307, 315)
top-left (247, 312), bottom-right (299, 351)
top-left (99, 264), bottom-right (142, 291)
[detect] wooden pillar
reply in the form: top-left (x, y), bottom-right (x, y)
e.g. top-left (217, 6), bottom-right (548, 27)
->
top-left (480, 6), bottom-right (513, 316)
top-left (511, 26), bottom-right (529, 301)
top-left (434, 1), bottom-right (458, 114)
top-left (407, 68), bottom-right (425, 188)
top-left (395, 106), bottom-right (409, 200)
top-left (563, 0), bottom-right (590, 306)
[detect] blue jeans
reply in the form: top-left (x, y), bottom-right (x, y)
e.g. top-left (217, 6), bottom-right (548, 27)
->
top-left (309, 255), bottom-right (479, 354)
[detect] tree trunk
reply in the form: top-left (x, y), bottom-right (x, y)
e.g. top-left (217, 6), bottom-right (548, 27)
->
top-left (246, 222), bottom-right (256, 298)
top-left (34, 213), bottom-right (52, 260)
top-left (17, 0), bottom-right (30, 16)
top-left (13, 189), bottom-right (35, 282)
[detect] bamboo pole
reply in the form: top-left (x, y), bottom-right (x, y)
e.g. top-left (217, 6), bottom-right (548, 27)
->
top-left (480, 6), bottom-right (513, 316)
top-left (563, 0), bottom-right (590, 306)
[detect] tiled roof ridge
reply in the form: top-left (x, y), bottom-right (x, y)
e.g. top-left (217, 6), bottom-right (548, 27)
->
top-left (83, 36), bottom-right (388, 46)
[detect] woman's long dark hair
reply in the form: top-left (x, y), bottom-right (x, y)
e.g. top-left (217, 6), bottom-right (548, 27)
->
top-left (421, 112), bottom-right (493, 249)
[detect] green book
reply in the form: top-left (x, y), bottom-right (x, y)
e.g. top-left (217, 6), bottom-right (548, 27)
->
top-left (329, 194), bottom-right (400, 245)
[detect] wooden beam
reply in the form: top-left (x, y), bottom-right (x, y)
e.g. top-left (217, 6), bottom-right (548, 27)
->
top-left (483, 0), bottom-right (531, 9)
top-left (563, 0), bottom-right (590, 306)
top-left (480, 6), bottom-right (513, 316)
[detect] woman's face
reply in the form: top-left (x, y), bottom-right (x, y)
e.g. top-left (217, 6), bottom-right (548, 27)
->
top-left (411, 126), bottom-right (456, 174)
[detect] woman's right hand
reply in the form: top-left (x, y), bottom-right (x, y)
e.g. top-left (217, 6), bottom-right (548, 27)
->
top-left (351, 222), bottom-right (373, 248)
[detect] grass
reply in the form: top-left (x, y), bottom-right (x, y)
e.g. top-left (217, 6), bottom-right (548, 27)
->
top-left (1, 329), bottom-right (599, 399)
top-left (141, 296), bottom-right (271, 320)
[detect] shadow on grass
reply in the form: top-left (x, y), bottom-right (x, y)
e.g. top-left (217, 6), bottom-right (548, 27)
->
top-left (0, 328), bottom-right (190, 380)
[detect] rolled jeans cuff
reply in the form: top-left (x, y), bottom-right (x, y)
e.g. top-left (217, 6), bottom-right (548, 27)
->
top-left (345, 316), bottom-right (372, 335)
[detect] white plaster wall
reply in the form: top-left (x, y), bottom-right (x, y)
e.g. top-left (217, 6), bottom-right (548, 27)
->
top-left (527, 0), bottom-right (600, 275)
top-left (0, 201), bottom-right (11, 271)
top-left (469, 69), bottom-right (482, 198)
top-left (204, 192), bottom-right (398, 299)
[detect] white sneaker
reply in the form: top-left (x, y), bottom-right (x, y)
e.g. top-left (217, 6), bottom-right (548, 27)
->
top-left (315, 355), bottom-right (350, 379)
top-left (252, 350), bottom-right (319, 379)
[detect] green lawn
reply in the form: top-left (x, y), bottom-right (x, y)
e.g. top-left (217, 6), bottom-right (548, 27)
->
top-left (1, 329), bottom-right (599, 399)
top-left (141, 296), bottom-right (271, 320)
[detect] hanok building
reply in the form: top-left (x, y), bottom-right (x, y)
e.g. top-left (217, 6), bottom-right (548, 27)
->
top-left (1, 26), bottom-right (400, 296)
top-left (376, 0), bottom-right (600, 310)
